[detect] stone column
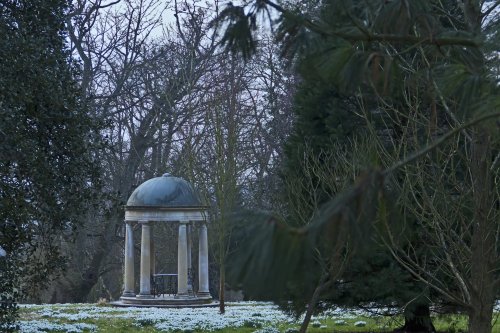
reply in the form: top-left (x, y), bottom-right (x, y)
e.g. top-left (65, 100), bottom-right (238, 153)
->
top-left (150, 226), bottom-right (155, 277)
top-left (187, 224), bottom-right (193, 295)
top-left (138, 221), bottom-right (152, 298)
top-left (176, 222), bottom-right (188, 297)
top-left (122, 221), bottom-right (135, 297)
top-left (198, 223), bottom-right (210, 297)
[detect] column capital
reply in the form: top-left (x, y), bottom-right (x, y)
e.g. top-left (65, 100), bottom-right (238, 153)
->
top-left (139, 220), bottom-right (151, 225)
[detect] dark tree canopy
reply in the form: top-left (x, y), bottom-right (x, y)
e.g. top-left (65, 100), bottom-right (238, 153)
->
top-left (219, 1), bottom-right (499, 332)
top-left (0, 0), bottom-right (102, 329)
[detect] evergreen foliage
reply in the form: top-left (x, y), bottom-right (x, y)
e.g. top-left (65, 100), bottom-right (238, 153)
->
top-left (0, 0), bottom-right (102, 324)
top-left (0, 254), bottom-right (19, 332)
top-left (275, 86), bottom-right (436, 329)
top-left (218, 0), bottom-right (499, 332)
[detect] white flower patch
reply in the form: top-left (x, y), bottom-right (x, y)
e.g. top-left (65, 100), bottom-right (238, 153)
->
top-left (28, 303), bottom-right (133, 322)
top-left (19, 304), bottom-right (50, 309)
top-left (18, 320), bottom-right (96, 333)
top-left (354, 320), bottom-right (367, 327)
top-left (38, 308), bottom-right (100, 321)
top-left (317, 304), bottom-right (397, 321)
top-left (20, 302), bottom-right (299, 332)
top-left (253, 327), bottom-right (280, 333)
top-left (149, 304), bottom-right (297, 332)
top-left (319, 307), bottom-right (367, 318)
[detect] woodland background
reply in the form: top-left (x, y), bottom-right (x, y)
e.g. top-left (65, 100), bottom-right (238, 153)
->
top-left (0, 0), bottom-right (499, 332)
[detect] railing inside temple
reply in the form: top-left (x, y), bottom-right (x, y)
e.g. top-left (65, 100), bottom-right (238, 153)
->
top-left (152, 273), bottom-right (178, 297)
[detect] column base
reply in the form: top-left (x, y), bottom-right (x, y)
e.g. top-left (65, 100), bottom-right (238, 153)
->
top-left (136, 293), bottom-right (153, 299)
top-left (196, 291), bottom-right (211, 298)
top-left (175, 293), bottom-right (192, 299)
top-left (121, 291), bottom-right (136, 298)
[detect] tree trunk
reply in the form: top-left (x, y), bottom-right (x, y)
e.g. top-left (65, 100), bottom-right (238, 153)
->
top-left (468, 128), bottom-right (495, 333)
top-left (219, 264), bottom-right (225, 314)
top-left (298, 275), bottom-right (334, 333)
top-left (53, 215), bottom-right (122, 303)
top-left (299, 278), bottom-right (328, 333)
top-left (468, 304), bottom-right (494, 333)
top-left (397, 302), bottom-right (436, 333)
top-left (460, 3), bottom-right (496, 332)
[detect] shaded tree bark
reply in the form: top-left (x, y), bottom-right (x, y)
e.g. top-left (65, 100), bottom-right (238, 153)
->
top-left (397, 302), bottom-right (436, 333)
top-left (468, 128), bottom-right (495, 333)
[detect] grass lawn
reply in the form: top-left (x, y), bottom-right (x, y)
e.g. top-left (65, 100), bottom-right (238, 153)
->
top-left (16, 302), bottom-right (500, 333)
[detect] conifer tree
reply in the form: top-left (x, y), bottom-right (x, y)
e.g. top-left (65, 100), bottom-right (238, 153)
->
top-left (216, 1), bottom-right (499, 332)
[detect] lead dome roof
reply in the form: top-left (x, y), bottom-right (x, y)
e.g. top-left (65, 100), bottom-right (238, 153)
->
top-left (126, 173), bottom-right (204, 208)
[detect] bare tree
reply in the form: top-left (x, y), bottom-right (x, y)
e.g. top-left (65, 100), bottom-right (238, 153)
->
top-left (41, 0), bottom-right (297, 304)
top-left (165, 30), bottom-right (298, 312)
top-left (44, 0), bottom-right (221, 302)
top-left (238, 36), bottom-right (297, 211)
top-left (371, 92), bottom-right (500, 333)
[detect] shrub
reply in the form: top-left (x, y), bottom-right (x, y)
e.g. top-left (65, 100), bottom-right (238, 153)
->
top-left (0, 255), bottom-right (19, 333)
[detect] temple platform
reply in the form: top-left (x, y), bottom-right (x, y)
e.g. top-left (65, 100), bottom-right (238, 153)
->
top-left (112, 294), bottom-right (216, 308)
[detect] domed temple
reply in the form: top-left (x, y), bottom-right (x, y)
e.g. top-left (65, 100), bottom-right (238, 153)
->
top-left (114, 173), bottom-right (214, 307)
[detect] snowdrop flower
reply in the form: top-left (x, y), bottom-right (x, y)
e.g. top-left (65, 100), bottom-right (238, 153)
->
top-left (19, 302), bottom-right (299, 332)
top-left (354, 320), bottom-right (367, 327)
top-left (18, 320), bottom-right (96, 333)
